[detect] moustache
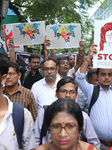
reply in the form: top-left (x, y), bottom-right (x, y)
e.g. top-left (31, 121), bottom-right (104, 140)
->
top-left (6, 79), bottom-right (12, 82)
top-left (46, 73), bottom-right (53, 77)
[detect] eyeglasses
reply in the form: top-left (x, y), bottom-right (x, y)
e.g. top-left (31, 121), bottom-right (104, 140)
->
top-left (58, 90), bottom-right (76, 95)
top-left (7, 72), bottom-right (17, 76)
top-left (43, 67), bottom-right (57, 72)
top-left (50, 123), bottom-right (78, 134)
top-left (31, 62), bottom-right (40, 64)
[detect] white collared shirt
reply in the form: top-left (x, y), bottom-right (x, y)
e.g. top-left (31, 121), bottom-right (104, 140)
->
top-left (0, 95), bottom-right (35, 150)
top-left (31, 77), bottom-right (60, 107)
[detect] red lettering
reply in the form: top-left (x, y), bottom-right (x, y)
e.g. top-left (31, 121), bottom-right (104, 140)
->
top-left (97, 53), bottom-right (112, 60)
top-left (98, 54), bottom-right (102, 60)
top-left (109, 54), bottom-right (112, 60)
top-left (103, 54), bottom-right (108, 60)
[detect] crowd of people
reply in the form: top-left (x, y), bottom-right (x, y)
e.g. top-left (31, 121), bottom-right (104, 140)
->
top-left (0, 35), bottom-right (112, 150)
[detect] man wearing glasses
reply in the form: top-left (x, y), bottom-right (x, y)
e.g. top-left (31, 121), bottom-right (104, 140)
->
top-left (34, 77), bottom-right (100, 148)
top-left (3, 61), bottom-right (38, 122)
top-left (31, 58), bottom-right (60, 108)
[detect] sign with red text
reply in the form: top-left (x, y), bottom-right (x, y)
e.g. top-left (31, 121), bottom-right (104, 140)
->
top-left (13, 21), bottom-right (45, 45)
top-left (3, 24), bottom-right (24, 52)
top-left (46, 23), bottom-right (81, 49)
top-left (93, 20), bottom-right (112, 68)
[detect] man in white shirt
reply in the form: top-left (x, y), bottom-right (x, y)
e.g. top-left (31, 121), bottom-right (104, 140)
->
top-left (31, 58), bottom-right (60, 107)
top-left (0, 53), bottom-right (35, 150)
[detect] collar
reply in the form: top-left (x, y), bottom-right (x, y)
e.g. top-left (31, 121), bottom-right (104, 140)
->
top-left (99, 84), bottom-right (112, 91)
top-left (3, 84), bottom-right (21, 94)
top-left (56, 73), bottom-right (62, 80)
top-left (3, 94), bottom-right (13, 114)
top-left (43, 77), bottom-right (59, 87)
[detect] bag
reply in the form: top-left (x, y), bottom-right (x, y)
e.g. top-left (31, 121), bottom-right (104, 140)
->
top-left (22, 69), bottom-right (44, 86)
top-left (88, 84), bottom-right (100, 115)
top-left (39, 105), bottom-right (49, 145)
top-left (12, 102), bottom-right (24, 149)
top-left (22, 70), bottom-right (30, 86)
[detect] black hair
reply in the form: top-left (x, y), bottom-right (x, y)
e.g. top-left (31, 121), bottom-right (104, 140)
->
top-left (29, 54), bottom-right (40, 62)
top-left (0, 52), bottom-right (9, 76)
top-left (56, 77), bottom-right (78, 93)
top-left (96, 68), bottom-right (100, 75)
top-left (57, 57), bottom-right (68, 65)
top-left (67, 54), bottom-right (75, 60)
top-left (9, 61), bottom-right (20, 73)
top-left (42, 57), bottom-right (58, 68)
top-left (44, 98), bottom-right (83, 132)
top-left (86, 69), bottom-right (97, 81)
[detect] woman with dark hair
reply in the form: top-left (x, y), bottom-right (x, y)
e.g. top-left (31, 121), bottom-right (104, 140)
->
top-left (34, 98), bottom-right (100, 150)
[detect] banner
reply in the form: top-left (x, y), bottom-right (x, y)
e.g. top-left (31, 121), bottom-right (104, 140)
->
top-left (15, 51), bottom-right (77, 69)
top-left (46, 23), bottom-right (81, 49)
top-left (13, 21), bottom-right (45, 46)
top-left (3, 24), bottom-right (24, 52)
top-left (93, 20), bottom-right (112, 68)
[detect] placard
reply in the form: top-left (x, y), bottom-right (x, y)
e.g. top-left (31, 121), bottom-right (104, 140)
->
top-left (93, 20), bottom-right (112, 68)
top-left (46, 23), bottom-right (81, 49)
top-left (13, 21), bottom-right (45, 45)
top-left (3, 24), bottom-right (24, 52)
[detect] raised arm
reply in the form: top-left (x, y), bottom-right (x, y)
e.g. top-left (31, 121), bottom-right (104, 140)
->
top-left (43, 36), bottom-right (50, 60)
top-left (74, 38), bottom-right (84, 73)
top-left (50, 49), bottom-right (56, 59)
top-left (43, 36), bottom-right (56, 60)
top-left (80, 41), bottom-right (97, 73)
top-left (9, 36), bottom-right (16, 62)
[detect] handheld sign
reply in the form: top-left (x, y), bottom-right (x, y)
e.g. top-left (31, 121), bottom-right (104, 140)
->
top-left (93, 20), bottom-right (112, 68)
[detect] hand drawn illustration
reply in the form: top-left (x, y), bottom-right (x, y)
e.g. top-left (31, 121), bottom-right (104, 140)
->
top-left (13, 21), bottom-right (45, 45)
top-left (93, 20), bottom-right (112, 68)
top-left (47, 24), bottom-right (81, 49)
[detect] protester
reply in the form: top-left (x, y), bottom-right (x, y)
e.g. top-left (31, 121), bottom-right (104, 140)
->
top-left (35, 77), bottom-right (100, 148)
top-left (67, 39), bottom-right (84, 78)
top-left (3, 61), bottom-right (38, 121)
top-left (76, 41), bottom-right (112, 150)
top-left (9, 36), bottom-right (44, 89)
top-left (34, 98), bottom-right (100, 150)
top-left (77, 69), bottom-right (99, 114)
top-left (31, 58), bottom-right (60, 107)
top-left (0, 53), bottom-right (35, 149)
top-left (57, 58), bottom-right (69, 79)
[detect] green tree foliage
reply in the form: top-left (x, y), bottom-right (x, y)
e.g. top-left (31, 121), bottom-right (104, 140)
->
top-left (9, 0), bottom-right (102, 54)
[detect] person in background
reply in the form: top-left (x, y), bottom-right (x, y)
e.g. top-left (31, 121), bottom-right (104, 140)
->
top-left (77, 69), bottom-right (99, 114)
top-left (67, 38), bottom-right (84, 78)
top-left (57, 58), bottom-right (69, 79)
top-left (9, 36), bottom-right (44, 89)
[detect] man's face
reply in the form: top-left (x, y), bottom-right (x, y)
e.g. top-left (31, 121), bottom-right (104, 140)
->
top-left (68, 55), bottom-right (75, 67)
top-left (29, 58), bottom-right (40, 70)
top-left (98, 68), bottom-right (112, 87)
top-left (88, 73), bottom-right (99, 85)
top-left (5, 67), bottom-right (21, 87)
top-left (58, 59), bottom-right (69, 75)
top-left (43, 60), bottom-right (58, 82)
top-left (56, 83), bottom-right (77, 101)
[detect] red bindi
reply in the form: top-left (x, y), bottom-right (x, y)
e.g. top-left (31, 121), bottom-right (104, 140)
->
top-left (62, 122), bottom-right (64, 124)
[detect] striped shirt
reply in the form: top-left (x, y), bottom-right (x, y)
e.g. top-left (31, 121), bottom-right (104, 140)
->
top-left (3, 85), bottom-right (38, 121)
